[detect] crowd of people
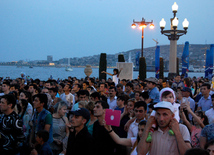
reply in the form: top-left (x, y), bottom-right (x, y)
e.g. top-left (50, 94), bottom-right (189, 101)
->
top-left (0, 73), bottom-right (214, 155)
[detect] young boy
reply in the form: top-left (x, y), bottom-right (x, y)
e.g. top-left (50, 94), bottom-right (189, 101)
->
top-left (146, 87), bottom-right (180, 142)
top-left (31, 130), bottom-right (53, 155)
top-left (115, 95), bottom-right (125, 113)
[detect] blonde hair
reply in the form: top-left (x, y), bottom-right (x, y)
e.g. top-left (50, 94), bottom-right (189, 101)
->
top-left (53, 101), bottom-right (67, 114)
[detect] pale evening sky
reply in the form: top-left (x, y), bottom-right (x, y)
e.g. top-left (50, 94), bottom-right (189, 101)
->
top-left (0, 0), bottom-right (213, 62)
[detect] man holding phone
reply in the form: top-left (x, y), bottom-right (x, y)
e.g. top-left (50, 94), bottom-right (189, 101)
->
top-left (93, 100), bottom-right (116, 155)
top-left (138, 101), bottom-right (191, 155)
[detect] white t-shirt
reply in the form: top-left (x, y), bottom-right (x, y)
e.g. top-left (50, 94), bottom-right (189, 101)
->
top-left (205, 108), bottom-right (214, 124)
top-left (113, 75), bottom-right (119, 86)
top-left (60, 93), bottom-right (75, 107)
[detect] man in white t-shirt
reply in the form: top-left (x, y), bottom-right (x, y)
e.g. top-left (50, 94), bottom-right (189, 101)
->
top-left (60, 84), bottom-right (74, 110)
top-left (107, 87), bottom-right (117, 110)
top-left (205, 94), bottom-right (214, 124)
top-left (127, 101), bottom-right (147, 138)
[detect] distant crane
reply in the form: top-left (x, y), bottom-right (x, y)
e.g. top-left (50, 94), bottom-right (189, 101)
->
top-left (152, 39), bottom-right (158, 46)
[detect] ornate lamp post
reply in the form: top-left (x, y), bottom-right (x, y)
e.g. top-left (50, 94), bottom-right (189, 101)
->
top-left (132, 18), bottom-right (154, 57)
top-left (159, 2), bottom-right (189, 79)
top-left (131, 18), bottom-right (154, 80)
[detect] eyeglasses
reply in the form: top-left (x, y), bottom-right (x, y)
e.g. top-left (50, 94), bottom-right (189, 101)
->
top-left (134, 109), bottom-right (144, 113)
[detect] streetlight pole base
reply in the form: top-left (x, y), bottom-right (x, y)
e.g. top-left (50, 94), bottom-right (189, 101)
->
top-left (168, 72), bottom-right (177, 79)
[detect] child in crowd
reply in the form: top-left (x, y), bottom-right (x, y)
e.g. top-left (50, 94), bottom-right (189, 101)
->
top-left (180, 103), bottom-right (207, 148)
top-left (146, 87), bottom-right (180, 142)
top-left (31, 130), bottom-right (53, 155)
top-left (101, 68), bottom-right (123, 86)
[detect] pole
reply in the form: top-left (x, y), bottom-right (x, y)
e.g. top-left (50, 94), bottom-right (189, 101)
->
top-left (141, 28), bottom-right (144, 57)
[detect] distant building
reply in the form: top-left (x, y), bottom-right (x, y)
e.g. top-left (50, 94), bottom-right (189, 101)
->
top-left (47, 55), bottom-right (53, 62)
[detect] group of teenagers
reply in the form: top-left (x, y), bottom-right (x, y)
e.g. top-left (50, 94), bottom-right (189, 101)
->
top-left (0, 72), bottom-right (214, 155)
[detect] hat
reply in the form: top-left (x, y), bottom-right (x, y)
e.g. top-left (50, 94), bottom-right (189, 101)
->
top-left (145, 77), bottom-right (158, 84)
top-left (70, 108), bottom-right (90, 123)
top-left (153, 101), bottom-right (174, 113)
top-left (181, 87), bottom-right (191, 93)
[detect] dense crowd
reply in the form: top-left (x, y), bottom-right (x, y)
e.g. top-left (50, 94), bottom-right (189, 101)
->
top-left (0, 71), bottom-right (214, 155)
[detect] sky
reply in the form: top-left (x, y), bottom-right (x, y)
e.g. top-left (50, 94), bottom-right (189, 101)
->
top-left (0, 0), bottom-right (213, 62)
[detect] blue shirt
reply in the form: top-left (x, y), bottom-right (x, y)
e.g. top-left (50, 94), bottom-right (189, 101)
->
top-left (201, 123), bottom-right (214, 142)
top-left (115, 107), bottom-right (124, 113)
top-left (197, 95), bottom-right (212, 112)
top-left (148, 87), bottom-right (160, 103)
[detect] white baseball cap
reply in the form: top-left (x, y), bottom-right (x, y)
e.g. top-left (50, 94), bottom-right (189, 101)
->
top-left (153, 101), bottom-right (174, 113)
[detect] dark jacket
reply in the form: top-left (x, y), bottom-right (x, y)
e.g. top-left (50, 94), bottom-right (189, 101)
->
top-left (66, 126), bottom-right (94, 155)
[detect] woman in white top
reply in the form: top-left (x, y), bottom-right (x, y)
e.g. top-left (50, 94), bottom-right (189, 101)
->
top-left (104, 120), bottom-right (147, 155)
top-left (101, 68), bottom-right (123, 86)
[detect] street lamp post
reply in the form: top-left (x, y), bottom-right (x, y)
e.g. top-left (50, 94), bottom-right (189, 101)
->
top-left (132, 18), bottom-right (154, 80)
top-left (159, 2), bottom-right (189, 79)
top-left (132, 18), bottom-right (154, 57)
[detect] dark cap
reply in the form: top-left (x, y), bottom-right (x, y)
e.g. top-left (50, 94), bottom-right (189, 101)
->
top-left (70, 108), bottom-right (90, 123)
top-left (181, 87), bottom-right (191, 93)
top-left (145, 77), bottom-right (158, 84)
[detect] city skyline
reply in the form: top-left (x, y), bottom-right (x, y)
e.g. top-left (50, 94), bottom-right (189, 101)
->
top-left (0, 0), bottom-right (213, 62)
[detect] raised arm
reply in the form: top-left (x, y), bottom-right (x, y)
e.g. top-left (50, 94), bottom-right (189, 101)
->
top-left (101, 71), bottom-right (113, 76)
top-left (104, 123), bottom-right (132, 146)
top-left (185, 103), bottom-right (205, 128)
top-left (117, 68), bottom-right (123, 77)
top-left (180, 104), bottom-right (192, 131)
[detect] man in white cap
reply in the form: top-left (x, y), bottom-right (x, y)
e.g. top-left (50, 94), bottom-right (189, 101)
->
top-left (137, 101), bottom-right (191, 155)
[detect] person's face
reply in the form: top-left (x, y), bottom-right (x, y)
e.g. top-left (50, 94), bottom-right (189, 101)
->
top-left (41, 89), bottom-right (49, 94)
top-left (117, 99), bottom-right (124, 107)
top-left (58, 85), bottom-right (63, 91)
top-left (192, 112), bottom-right (203, 126)
top-left (146, 82), bottom-right (154, 89)
top-left (79, 94), bottom-right (86, 101)
top-left (125, 86), bottom-right (131, 92)
top-left (28, 86), bottom-right (35, 93)
top-left (116, 86), bottom-right (122, 93)
top-left (162, 93), bottom-right (174, 103)
top-left (35, 136), bottom-right (43, 145)
top-left (19, 92), bottom-right (27, 100)
top-left (109, 88), bottom-right (116, 97)
top-left (201, 86), bottom-right (210, 96)
top-left (73, 85), bottom-right (79, 92)
top-left (134, 107), bottom-right (146, 120)
top-left (58, 106), bottom-right (67, 117)
top-left (0, 98), bottom-right (10, 113)
top-left (90, 96), bottom-right (95, 102)
top-left (63, 85), bottom-right (70, 91)
top-left (207, 144), bottom-right (214, 155)
top-left (45, 83), bottom-right (51, 88)
top-left (82, 83), bottom-right (87, 90)
top-left (156, 109), bottom-right (174, 130)
top-left (135, 92), bottom-right (140, 100)
top-left (10, 87), bottom-right (15, 92)
top-left (138, 124), bottom-right (145, 139)
top-left (2, 84), bottom-right (9, 92)
top-left (93, 103), bottom-right (104, 117)
top-left (48, 90), bottom-right (55, 98)
top-left (181, 91), bottom-right (190, 98)
top-left (99, 84), bottom-right (105, 92)
top-left (134, 85), bottom-right (140, 92)
top-left (127, 101), bottom-right (134, 113)
top-left (33, 97), bottom-right (42, 110)
top-left (71, 115), bottom-right (86, 127)
top-left (175, 76), bottom-right (181, 82)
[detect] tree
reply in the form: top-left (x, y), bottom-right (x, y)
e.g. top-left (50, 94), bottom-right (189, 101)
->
top-left (118, 54), bottom-right (125, 62)
top-left (139, 57), bottom-right (146, 80)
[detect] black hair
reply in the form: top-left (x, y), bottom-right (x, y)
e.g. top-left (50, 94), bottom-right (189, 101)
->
top-left (117, 95), bottom-right (125, 101)
top-left (20, 99), bottom-right (28, 119)
top-left (33, 94), bottom-right (48, 109)
top-left (161, 91), bottom-right (173, 98)
top-left (78, 90), bottom-right (89, 97)
top-left (100, 95), bottom-right (107, 103)
top-left (195, 110), bottom-right (209, 126)
top-left (126, 82), bottom-right (133, 89)
top-left (134, 101), bottom-right (147, 111)
top-left (29, 83), bottom-right (38, 90)
top-left (113, 68), bottom-right (119, 74)
top-left (59, 83), bottom-right (65, 88)
top-left (3, 81), bottom-right (10, 87)
top-left (36, 130), bottom-right (49, 143)
top-left (1, 94), bottom-right (16, 109)
top-left (140, 92), bottom-right (149, 100)
top-left (205, 139), bottom-right (214, 150)
top-left (201, 83), bottom-right (211, 89)
top-left (95, 100), bottom-right (109, 109)
top-left (184, 148), bottom-right (209, 155)
top-left (109, 86), bottom-right (116, 92)
top-left (90, 92), bottom-right (100, 99)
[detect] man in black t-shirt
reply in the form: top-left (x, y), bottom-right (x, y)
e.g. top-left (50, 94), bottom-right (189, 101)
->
top-left (0, 94), bottom-right (25, 155)
top-left (93, 100), bottom-right (116, 155)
